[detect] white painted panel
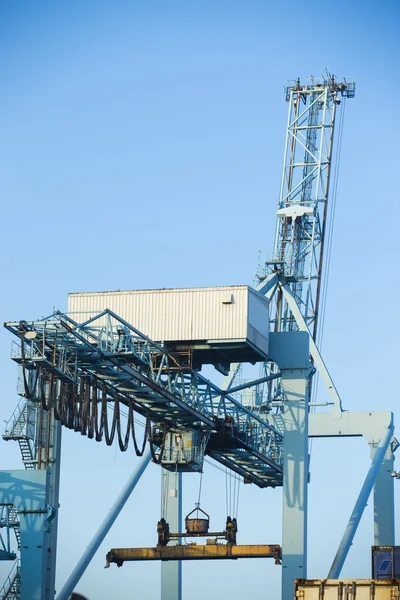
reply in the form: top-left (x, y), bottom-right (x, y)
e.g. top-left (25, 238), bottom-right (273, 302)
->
top-left (247, 289), bottom-right (269, 339)
top-left (68, 286), bottom-right (255, 343)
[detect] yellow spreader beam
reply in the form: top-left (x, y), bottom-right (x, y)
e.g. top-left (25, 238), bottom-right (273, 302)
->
top-left (106, 544), bottom-right (282, 567)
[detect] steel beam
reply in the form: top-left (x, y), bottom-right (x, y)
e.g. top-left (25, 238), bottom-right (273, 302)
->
top-left (256, 271), bottom-right (279, 299)
top-left (280, 283), bottom-right (342, 414)
top-left (269, 332), bottom-right (311, 600)
top-left (308, 411), bottom-right (394, 439)
top-left (328, 426), bottom-right (394, 578)
top-left (161, 469), bottom-right (182, 600)
top-left (0, 469), bottom-right (49, 600)
top-left (309, 411), bottom-right (397, 559)
top-left (224, 372), bottom-right (281, 394)
top-left (106, 544), bottom-right (282, 563)
top-left (45, 417), bottom-right (62, 600)
top-left (0, 550), bottom-right (16, 561)
top-left (6, 313), bottom-right (284, 486)
top-left (371, 443), bottom-right (395, 546)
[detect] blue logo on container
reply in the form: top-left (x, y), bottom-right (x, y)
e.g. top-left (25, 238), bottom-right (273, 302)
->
top-left (378, 560), bottom-right (392, 574)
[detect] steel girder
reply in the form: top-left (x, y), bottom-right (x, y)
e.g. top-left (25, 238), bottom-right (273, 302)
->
top-left (5, 310), bottom-right (283, 488)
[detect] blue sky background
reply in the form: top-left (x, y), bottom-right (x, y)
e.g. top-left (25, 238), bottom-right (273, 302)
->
top-left (0, 1), bottom-right (399, 598)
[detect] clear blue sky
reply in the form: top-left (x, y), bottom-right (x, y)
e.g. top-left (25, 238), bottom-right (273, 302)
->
top-left (0, 1), bottom-right (399, 598)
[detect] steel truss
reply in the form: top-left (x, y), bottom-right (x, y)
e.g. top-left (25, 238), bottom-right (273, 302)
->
top-left (5, 310), bottom-right (283, 488)
top-left (0, 506), bottom-right (18, 561)
top-left (262, 74), bottom-right (355, 338)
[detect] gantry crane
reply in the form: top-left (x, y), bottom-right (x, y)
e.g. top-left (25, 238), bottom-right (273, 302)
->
top-left (0, 73), bottom-right (396, 600)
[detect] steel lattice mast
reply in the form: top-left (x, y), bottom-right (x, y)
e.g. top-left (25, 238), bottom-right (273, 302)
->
top-left (262, 74), bottom-right (355, 339)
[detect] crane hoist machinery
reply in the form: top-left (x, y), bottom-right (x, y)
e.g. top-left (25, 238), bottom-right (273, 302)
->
top-left (105, 505), bottom-right (282, 565)
top-left (1, 73), bottom-right (396, 600)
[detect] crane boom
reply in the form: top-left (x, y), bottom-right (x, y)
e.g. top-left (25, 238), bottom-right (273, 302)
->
top-left (262, 74), bottom-right (355, 339)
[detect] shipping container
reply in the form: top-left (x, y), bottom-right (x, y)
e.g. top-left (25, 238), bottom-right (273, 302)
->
top-left (294, 579), bottom-right (400, 599)
top-left (68, 285), bottom-right (269, 367)
top-left (372, 546), bottom-right (400, 580)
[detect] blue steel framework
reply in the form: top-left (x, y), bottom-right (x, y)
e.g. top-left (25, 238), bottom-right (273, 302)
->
top-left (0, 74), bottom-right (397, 600)
top-left (265, 75), bottom-right (355, 339)
top-left (0, 506), bottom-right (18, 561)
top-left (5, 311), bottom-right (284, 487)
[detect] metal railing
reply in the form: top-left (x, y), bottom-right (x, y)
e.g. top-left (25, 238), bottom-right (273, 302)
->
top-left (0, 560), bottom-right (20, 600)
top-left (5, 309), bottom-right (284, 487)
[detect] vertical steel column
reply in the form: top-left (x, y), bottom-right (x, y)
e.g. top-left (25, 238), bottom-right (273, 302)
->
top-left (269, 332), bottom-right (311, 600)
top-left (0, 469), bottom-right (49, 600)
top-left (161, 468), bottom-right (182, 600)
top-left (281, 371), bottom-right (309, 600)
top-left (44, 418), bottom-right (62, 600)
top-left (370, 442), bottom-right (395, 546)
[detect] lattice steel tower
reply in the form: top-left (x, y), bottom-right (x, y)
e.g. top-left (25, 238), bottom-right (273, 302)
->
top-left (260, 73), bottom-right (355, 339)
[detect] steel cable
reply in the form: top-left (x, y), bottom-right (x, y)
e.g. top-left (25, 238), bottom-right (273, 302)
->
top-left (131, 412), bottom-right (150, 457)
top-left (149, 425), bottom-right (167, 464)
top-left (87, 381), bottom-right (95, 440)
top-left (197, 471), bottom-right (203, 507)
top-left (308, 97), bottom-right (347, 461)
top-left (38, 369), bottom-right (153, 456)
top-left (72, 378), bottom-right (82, 432)
top-left (102, 385), bottom-right (117, 446)
top-left (115, 393), bottom-right (130, 452)
top-left (80, 376), bottom-right (90, 436)
top-left (68, 383), bottom-right (77, 430)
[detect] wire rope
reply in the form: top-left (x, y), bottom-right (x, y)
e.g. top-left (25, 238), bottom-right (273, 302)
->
top-left (235, 477), bottom-right (241, 520)
top-left (318, 98), bottom-right (346, 350)
top-left (229, 468), bottom-right (232, 516)
top-left (36, 371), bottom-right (151, 456)
top-left (225, 468), bottom-right (229, 517)
top-left (197, 470), bottom-right (203, 507)
top-left (162, 470), bottom-right (169, 520)
top-left (203, 458), bottom-right (242, 482)
top-left (308, 97), bottom-right (346, 461)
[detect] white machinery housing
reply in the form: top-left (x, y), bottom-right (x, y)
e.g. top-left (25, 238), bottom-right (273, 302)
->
top-left (68, 285), bottom-right (269, 370)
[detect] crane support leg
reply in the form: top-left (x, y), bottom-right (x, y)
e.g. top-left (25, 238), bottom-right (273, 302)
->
top-left (269, 332), bottom-right (311, 600)
top-left (328, 426), bottom-right (394, 578)
top-left (0, 409), bottom-right (61, 600)
top-left (372, 443), bottom-right (395, 546)
top-left (0, 469), bottom-right (50, 600)
top-left (46, 418), bottom-right (62, 600)
top-left (309, 411), bottom-right (397, 551)
top-left (161, 469), bottom-right (182, 600)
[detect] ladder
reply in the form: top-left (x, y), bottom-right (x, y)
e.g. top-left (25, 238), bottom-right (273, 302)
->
top-left (0, 561), bottom-right (20, 600)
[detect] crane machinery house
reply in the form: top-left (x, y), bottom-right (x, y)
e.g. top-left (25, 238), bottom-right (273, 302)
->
top-left (68, 285), bottom-right (270, 373)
